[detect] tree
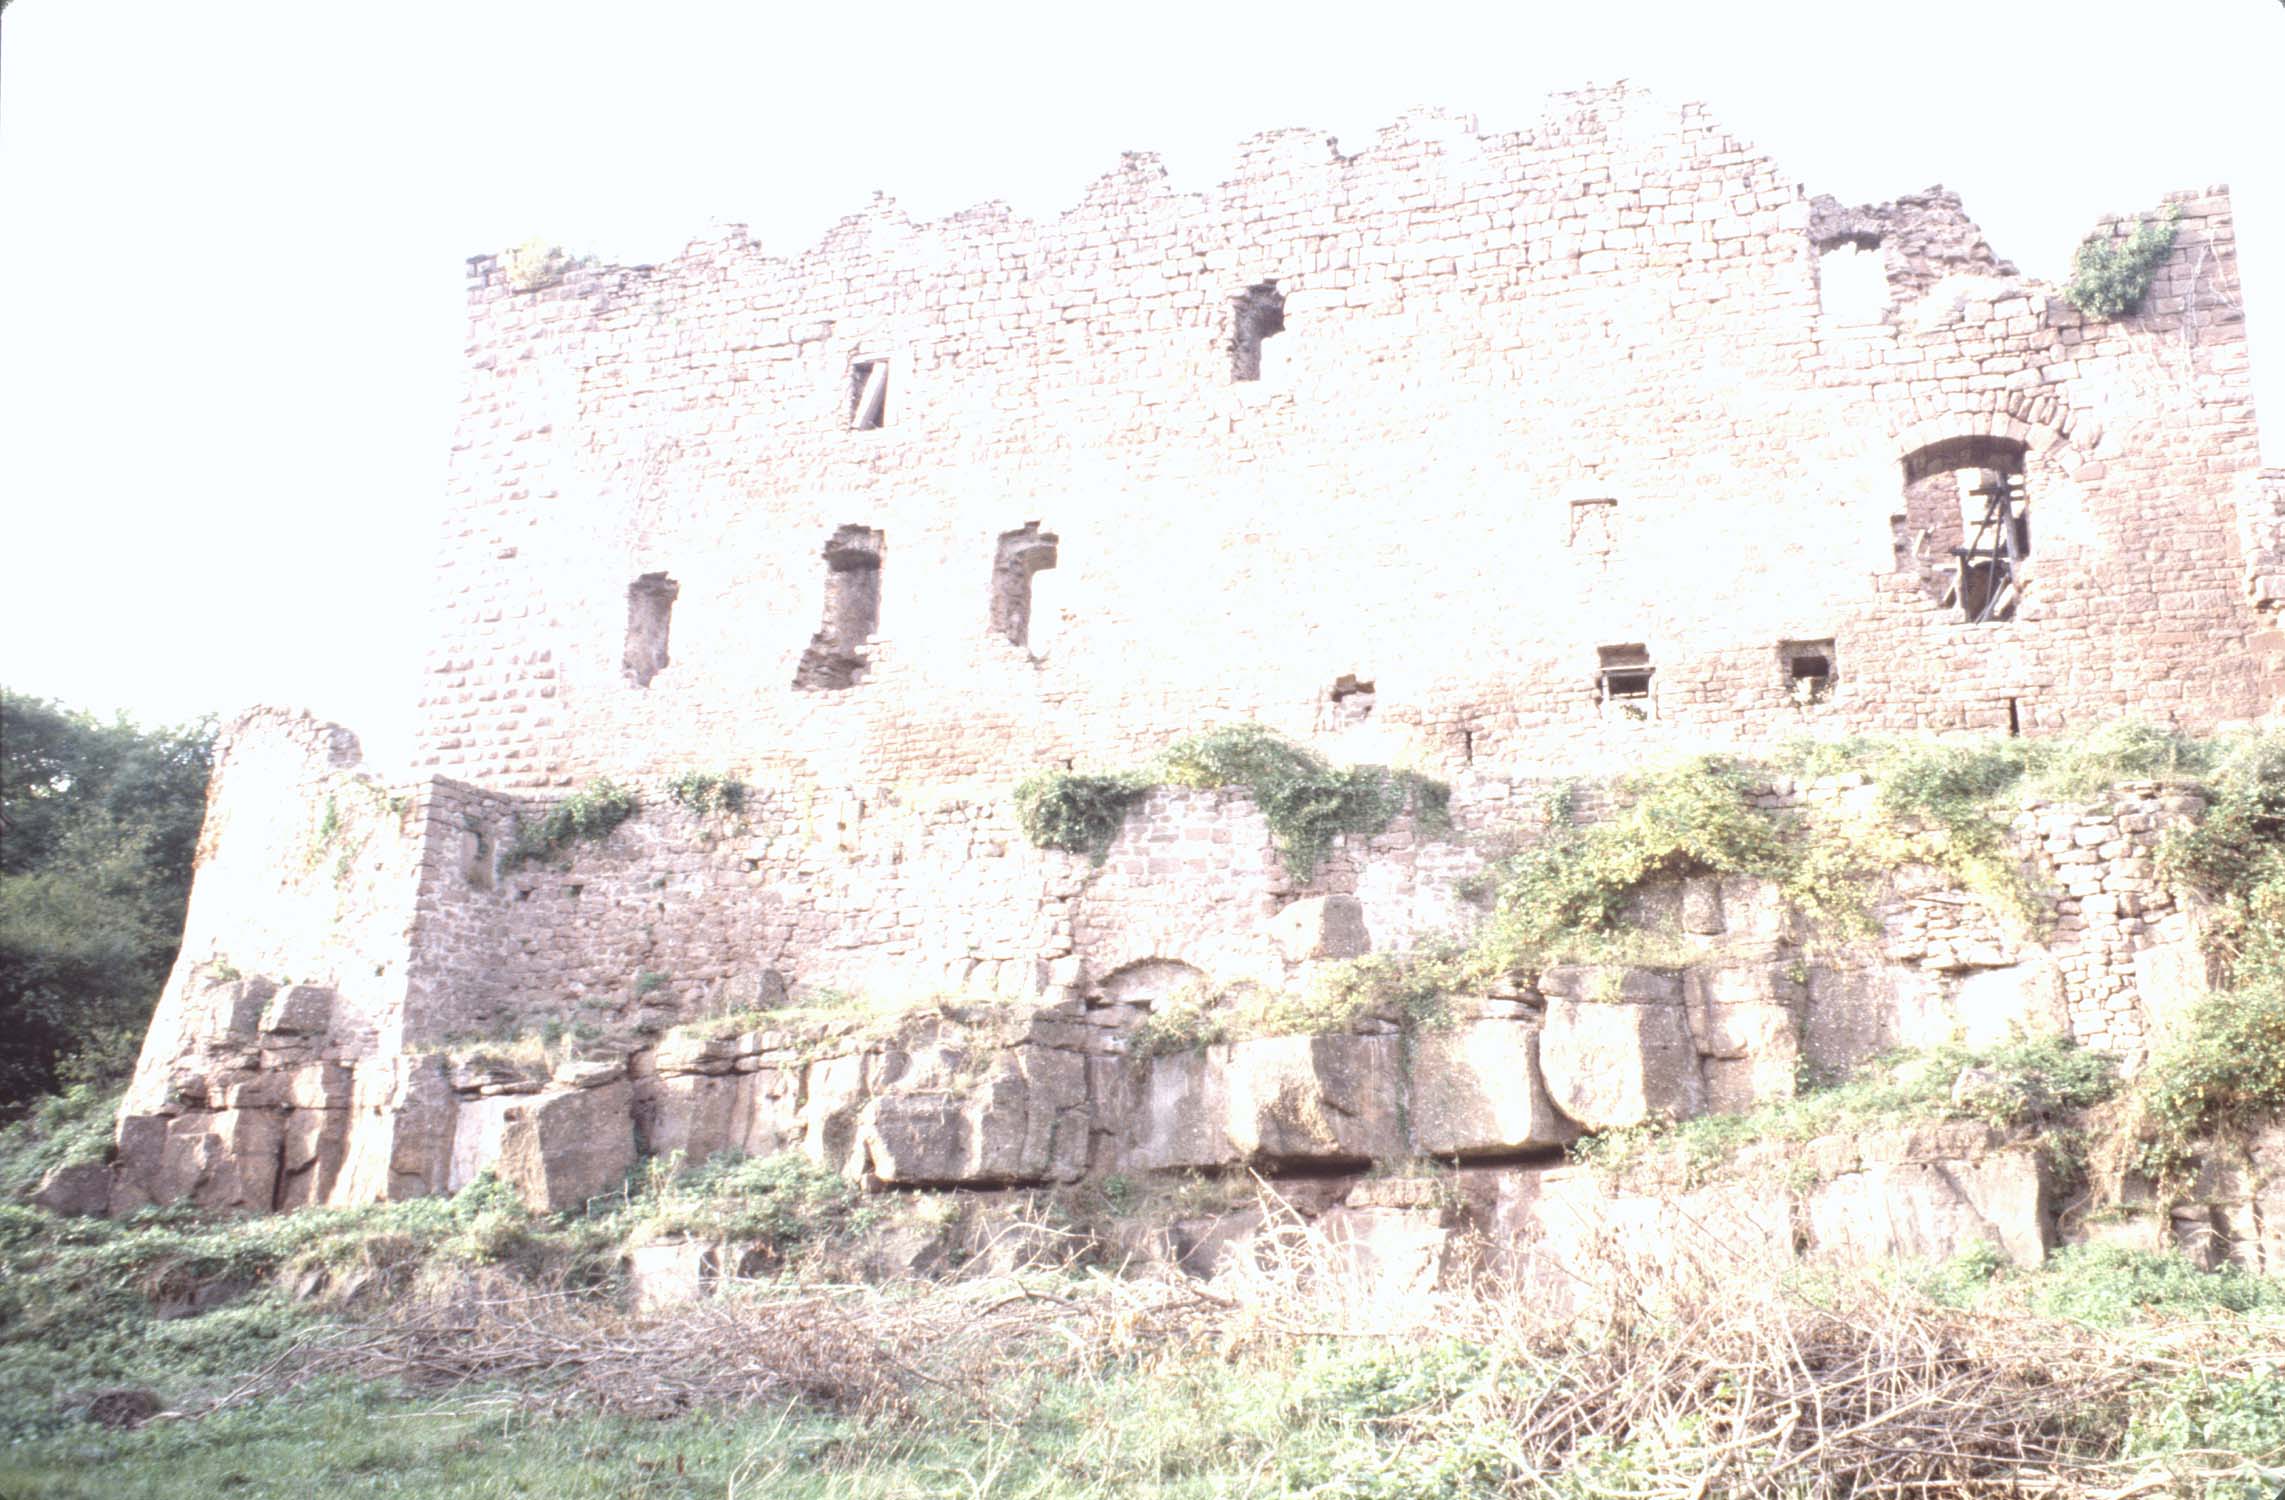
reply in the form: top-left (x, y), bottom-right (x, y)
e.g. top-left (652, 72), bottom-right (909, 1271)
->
top-left (0, 692), bottom-right (214, 1110)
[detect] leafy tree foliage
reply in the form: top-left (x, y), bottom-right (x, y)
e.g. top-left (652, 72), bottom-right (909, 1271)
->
top-left (0, 692), bottom-right (213, 1110)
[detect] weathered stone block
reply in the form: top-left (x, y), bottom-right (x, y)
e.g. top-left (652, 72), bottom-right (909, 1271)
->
top-left (1539, 998), bottom-right (1705, 1131)
top-left (1407, 1020), bottom-right (1576, 1156)
top-left (494, 1081), bottom-right (637, 1213)
top-left (1269, 896), bottom-right (1371, 964)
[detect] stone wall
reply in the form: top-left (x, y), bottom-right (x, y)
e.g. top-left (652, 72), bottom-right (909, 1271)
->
top-left (415, 86), bottom-right (2270, 797)
top-left (112, 707), bottom-right (2221, 1218)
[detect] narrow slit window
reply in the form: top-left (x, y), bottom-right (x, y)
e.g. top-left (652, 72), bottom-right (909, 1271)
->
top-left (1779, 639), bottom-right (1836, 704)
top-left (622, 572), bottom-right (678, 687)
top-left (849, 359), bottom-right (888, 430)
top-left (1229, 282), bottom-right (1285, 383)
top-left (794, 526), bottom-right (883, 691)
top-left (989, 523), bottom-right (1059, 648)
top-left (1598, 644), bottom-right (1654, 720)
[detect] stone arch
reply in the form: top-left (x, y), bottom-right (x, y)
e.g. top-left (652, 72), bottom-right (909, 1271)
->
top-left (1883, 399), bottom-right (2097, 567)
top-left (1093, 958), bottom-right (1207, 1010)
top-left (1883, 393), bottom-right (2087, 476)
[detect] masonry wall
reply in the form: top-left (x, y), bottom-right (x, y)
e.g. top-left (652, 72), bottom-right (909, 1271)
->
top-left (415, 86), bottom-right (2271, 801)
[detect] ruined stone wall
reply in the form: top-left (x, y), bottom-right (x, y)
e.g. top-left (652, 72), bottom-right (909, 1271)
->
top-left (415, 86), bottom-right (2269, 799)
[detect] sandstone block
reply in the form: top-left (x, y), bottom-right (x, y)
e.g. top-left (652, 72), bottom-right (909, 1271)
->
top-left (337, 1055), bottom-right (458, 1203)
top-left (1407, 1020), bottom-right (1577, 1155)
top-left (1269, 895), bottom-right (1370, 963)
top-left (30, 1162), bottom-right (113, 1218)
top-left (259, 984), bottom-right (336, 1038)
top-left (1805, 1147), bottom-right (2047, 1268)
top-left (861, 1043), bottom-right (1088, 1185)
top-left (494, 1081), bottom-right (637, 1212)
top-left (1224, 1034), bottom-right (1406, 1166)
top-left (1539, 998), bottom-right (1704, 1131)
top-left (111, 1107), bottom-right (284, 1213)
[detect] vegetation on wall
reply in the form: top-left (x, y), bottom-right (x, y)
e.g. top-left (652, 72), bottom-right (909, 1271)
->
top-left (0, 692), bottom-right (214, 1110)
top-left (2064, 204), bottom-right (2181, 320)
top-left (2130, 732), bottom-right (2285, 1184)
top-left (504, 778), bottom-right (638, 869)
top-left (1015, 724), bottom-right (1450, 879)
top-left (665, 770), bottom-right (746, 818)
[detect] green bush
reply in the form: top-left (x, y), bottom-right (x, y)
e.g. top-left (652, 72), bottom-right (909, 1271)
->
top-left (2032, 1245), bottom-right (2285, 1327)
top-left (2126, 1365), bottom-right (2285, 1499)
top-left (1013, 770), bottom-right (1153, 863)
top-left (2065, 205), bottom-right (2181, 320)
top-left (506, 778), bottom-right (639, 868)
top-left (665, 770), bottom-right (746, 817)
top-left (0, 1082), bottom-right (119, 1198)
top-left (2136, 733), bottom-right (2285, 1182)
top-left (1014, 726), bottom-right (1449, 879)
top-left (1576, 1034), bottom-right (2117, 1184)
top-left (1160, 725), bottom-right (1446, 879)
top-left (1473, 757), bottom-right (1789, 979)
top-left (626, 1150), bottom-right (874, 1251)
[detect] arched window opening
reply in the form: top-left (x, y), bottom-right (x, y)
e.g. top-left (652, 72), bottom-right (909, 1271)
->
top-left (1899, 437), bottom-right (2030, 623)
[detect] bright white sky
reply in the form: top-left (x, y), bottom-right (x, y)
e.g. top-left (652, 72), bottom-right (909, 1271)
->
top-left (2, 0), bottom-right (2277, 765)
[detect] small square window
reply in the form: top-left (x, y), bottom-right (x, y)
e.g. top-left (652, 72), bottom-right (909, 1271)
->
top-left (1598, 644), bottom-right (1654, 720)
top-left (1779, 639), bottom-right (1836, 704)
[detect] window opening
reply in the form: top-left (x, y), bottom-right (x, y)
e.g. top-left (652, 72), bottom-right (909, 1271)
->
top-left (2007, 697), bottom-right (2022, 737)
top-left (793, 526), bottom-right (883, 691)
top-left (622, 572), bottom-right (678, 687)
top-left (1229, 282), bottom-right (1285, 383)
top-left (989, 523), bottom-right (1060, 649)
top-left (1779, 639), bottom-right (1836, 704)
top-left (1328, 674), bottom-right (1376, 726)
top-left (1899, 437), bottom-right (2030, 622)
top-left (848, 359), bottom-right (888, 430)
top-left (1817, 235), bottom-right (1889, 324)
top-left (1598, 645), bottom-right (1655, 720)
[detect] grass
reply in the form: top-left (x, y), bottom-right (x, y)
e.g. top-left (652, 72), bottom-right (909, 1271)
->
top-left (0, 1081), bottom-right (118, 1196)
top-left (0, 1207), bottom-right (2280, 1499)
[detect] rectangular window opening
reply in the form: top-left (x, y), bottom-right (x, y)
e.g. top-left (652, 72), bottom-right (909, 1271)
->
top-left (848, 359), bottom-right (888, 430)
top-left (1597, 645), bottom-right (1655, 719)
top-left (622, 572), bottom-right (678, 688)
top-left (1328, 673), bottom-right (1376, 726)
top-left (1779, 639), bottom-right (1837, 704)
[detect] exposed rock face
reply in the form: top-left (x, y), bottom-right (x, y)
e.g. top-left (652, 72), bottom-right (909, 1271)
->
top-left (494, 1082), bottom-right (638, 1213)
top-left (102, 712), bottom-right (2226, 1233)
top-left (1539, 975), bottom-right (1706, 1131)
top-left (1407, 1021), bottom-right (1577, 1156)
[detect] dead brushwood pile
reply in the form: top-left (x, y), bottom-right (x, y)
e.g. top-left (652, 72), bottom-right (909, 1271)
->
top-left (218, 1199), bottom-right (2279, 1498)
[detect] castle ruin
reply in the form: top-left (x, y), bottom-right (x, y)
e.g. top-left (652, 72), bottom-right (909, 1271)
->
top-left (107, 86), bottom-right (2285, 1269)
